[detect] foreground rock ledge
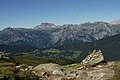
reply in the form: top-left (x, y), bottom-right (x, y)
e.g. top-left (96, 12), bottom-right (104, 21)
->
top-left (32, 50), bottom-right (115, 80)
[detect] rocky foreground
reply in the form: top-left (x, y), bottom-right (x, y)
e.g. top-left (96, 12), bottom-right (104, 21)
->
top-left (0, 50), bottom-right (116, 80)
top-left (32, 50), bottom-right (115, 80)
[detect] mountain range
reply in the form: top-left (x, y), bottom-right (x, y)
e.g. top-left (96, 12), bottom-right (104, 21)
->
top-left (0, 21), bottom-right (119, 48)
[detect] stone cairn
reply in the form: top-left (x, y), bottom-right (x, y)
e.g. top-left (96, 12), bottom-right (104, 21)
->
top-left (81, 50), bottom-right (105, 66)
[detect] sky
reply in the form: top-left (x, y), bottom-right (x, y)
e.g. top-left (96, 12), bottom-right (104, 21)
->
top-left (0, 0), bottom-right (120, 29)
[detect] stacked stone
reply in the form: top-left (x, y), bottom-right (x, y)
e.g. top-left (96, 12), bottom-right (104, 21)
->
top-left (81, 50), bottom-right (104, 66)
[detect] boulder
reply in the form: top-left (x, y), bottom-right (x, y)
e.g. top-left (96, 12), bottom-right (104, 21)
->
top-left (33, 63), bottom-right (62, 72)
top-left (33, 63), bottom-right (63, 77)
top-left (81, 50), bottom-right (105, 66)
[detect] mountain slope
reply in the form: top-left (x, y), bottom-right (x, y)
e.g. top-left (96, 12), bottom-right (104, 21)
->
top-left (58, 33), bottom-right (120, 61)
top-left (0, 44), bottom-right (36, 54)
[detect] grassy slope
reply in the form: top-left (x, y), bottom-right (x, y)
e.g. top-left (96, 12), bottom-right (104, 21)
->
top-left (13, 56), bottom-right (74, 66)
top-left (0, 59), bottom-right (38, 80)
top-left (1, 55), bottom-right (120, 80)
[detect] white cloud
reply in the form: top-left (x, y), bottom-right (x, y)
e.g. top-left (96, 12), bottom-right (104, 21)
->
top-left (72, 13), bottom-right (80, 17)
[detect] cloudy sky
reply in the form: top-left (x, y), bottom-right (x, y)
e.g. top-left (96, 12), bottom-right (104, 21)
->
top-left (0, 0), bottom-right (120, 29)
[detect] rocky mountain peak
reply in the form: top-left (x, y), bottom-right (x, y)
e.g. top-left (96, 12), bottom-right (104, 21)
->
top-left (2, 27), bottom-right (15, 34)
top-left (3, 27), bottom-right (13, 31)
top-left (110, 20), bottom-right (120, 25)
top-left (34, 23), bottom-right (56, 30)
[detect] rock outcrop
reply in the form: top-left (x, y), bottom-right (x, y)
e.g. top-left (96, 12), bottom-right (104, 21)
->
top-left (33, 63), bottom-right (64, 77)
top-left (81, 50), bottom-right (105, 66)
top-left (32, 63), bottom-right (115, 80)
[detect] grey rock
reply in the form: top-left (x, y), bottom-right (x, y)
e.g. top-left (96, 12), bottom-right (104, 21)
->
top-left (33, 63), bottom-right (64, 77)
top-left (81, 50), bottom-right (104, 66)
top-left (33, 63), bottom-right (62, 72)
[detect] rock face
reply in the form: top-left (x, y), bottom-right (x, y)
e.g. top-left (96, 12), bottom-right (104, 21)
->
top-left (81, 50), bottom-right (105, 66)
